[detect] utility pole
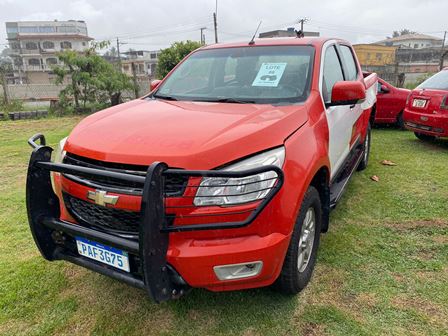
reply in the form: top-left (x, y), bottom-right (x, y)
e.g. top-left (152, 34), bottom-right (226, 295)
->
top-left (131, 62), bottom-right (139, 99)
top-left (440, 31), bottom-right (447, 70)
top-left (213, 13), bottom-right (218, 43)
top-left (116, 37), bottom-right (123, 73)
top-left (298, 17), bottom-right (309, 33)
top-left (200, 27), bottom-right (206, 45)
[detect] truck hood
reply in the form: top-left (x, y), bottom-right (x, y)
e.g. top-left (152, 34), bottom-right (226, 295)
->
top-left (65, 97), bottom-right (310, 169)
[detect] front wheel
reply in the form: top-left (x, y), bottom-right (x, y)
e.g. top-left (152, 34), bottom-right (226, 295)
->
top-left (274, 186), bottom-right (322, 294)
top-left (357, 123), bottom-right (371, 171)
top-left (414, 132), bottom-right (436, 141)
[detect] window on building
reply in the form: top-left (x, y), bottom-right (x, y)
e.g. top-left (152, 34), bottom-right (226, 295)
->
top-left (366, 52), bottom-right (371, 60)
top-left (414, 44), bottom-right (419, 48)
top-left (376, 53), bottom-right (382, 61)
top-left (46, 58), bottom-right (58, 66)
top-left (25, 42), bottom-right (38, 50)
top-left (138, 63), bottom-right (144, 74)
top-left (322, 46), bottom-right (344, 103)
top-left (42, 41), bottom-right (55, 49)
top-left (60, 41), bottom-right (72, 49)
top-left (339, 45), bottom-right (358, 81)
top-left (150, 63), bottom-right (156, 75)
top-left (6, 27), bottom-right (18, 34)
top-left (28, 58), bottom-right (41, 66)
top-left (39, 26), bottom-right (55, 33)
top-left (123, 65), bottom-right (130, 72)
top-left (150, 53), bottom-right (157, 59)
top-left (10, 42), bottom-right (20, 50)
top-left (82, 42), bottom-right (87, 46)
top-left (58, 26), bottom-right (77, 33)
top-left (20, 26), bottom-right (39, 33)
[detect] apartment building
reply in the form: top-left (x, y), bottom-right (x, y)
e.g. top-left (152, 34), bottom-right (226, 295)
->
top-left (5, 20), bottom-right (93, 84)
top-left (375, 33), bottom-right (443, 49)
top-left (121, 50), bottom-right (160, 79)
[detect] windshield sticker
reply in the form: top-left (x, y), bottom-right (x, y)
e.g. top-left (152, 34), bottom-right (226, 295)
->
top-left (252, 63), bottom-right (287, 87)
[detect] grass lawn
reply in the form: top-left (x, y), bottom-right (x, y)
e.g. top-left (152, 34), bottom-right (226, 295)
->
top-left (0, 117), bottom-right (447, 336)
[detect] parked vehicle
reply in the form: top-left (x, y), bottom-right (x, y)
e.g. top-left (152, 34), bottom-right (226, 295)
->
top-left (367, 74), bottom-right (410, 128)
top-left (26, 37), bottom-right (377, 302)
top-left (404, 68), bottom-right (448, 140)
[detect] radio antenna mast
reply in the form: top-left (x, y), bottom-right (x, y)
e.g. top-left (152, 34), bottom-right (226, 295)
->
top-left (249, 21), bottom-right (262, 45)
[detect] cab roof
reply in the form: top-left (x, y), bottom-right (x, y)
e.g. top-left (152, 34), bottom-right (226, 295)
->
top-left (200, 37), bottom-right (343, 50)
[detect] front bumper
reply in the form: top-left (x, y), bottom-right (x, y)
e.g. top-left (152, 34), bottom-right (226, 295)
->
top-left (26, 134), bottom-right (284, 302)
top-left (404, 108), bottom-right (448, 137)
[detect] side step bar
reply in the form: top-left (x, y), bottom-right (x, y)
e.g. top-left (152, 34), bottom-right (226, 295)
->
top-left (329, 147), bottom-right (364, 208)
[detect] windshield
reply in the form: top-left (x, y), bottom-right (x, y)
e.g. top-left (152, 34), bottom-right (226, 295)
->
top-left (153, 45), bottom-right (314, 104)
top-left (417, 70), bottom-right (448, 90)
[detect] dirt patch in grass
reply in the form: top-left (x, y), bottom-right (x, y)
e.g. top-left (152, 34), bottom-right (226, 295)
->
top-left (391, 296), bottom-right (448, 329)
top-left (384, 219), bottom-right (448, 231)
top-left (301, 322), bottom-right (325, 336)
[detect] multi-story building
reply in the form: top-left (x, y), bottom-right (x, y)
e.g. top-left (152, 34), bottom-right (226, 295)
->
top-left (353, 44), bottom-right (397, 67)
top-left (121, 50), bottom-right (160, 79)
top-left (5, 20), bottom-right (93, 84)
top-left (375, 33), bottom-right (443, 49)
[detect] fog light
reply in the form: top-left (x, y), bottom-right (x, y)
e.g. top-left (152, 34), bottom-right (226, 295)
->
top-left (213, 261), bottom-right (263, 281)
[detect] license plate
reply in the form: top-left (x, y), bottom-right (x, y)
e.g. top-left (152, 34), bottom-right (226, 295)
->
top-left (76, 237), bottom-right (130, 272)
top-left (412, 99), bottom-right (427, 108)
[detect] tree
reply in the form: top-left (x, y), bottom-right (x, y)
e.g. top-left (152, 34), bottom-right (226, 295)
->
top-left (390, 29), bottom-right (416, 38)
top-left (156, 40), bottom-right (202, 78)
top-left (53, 43), bottom-right (134, 111)
top-left (0, 50), bottom-right (12, 104)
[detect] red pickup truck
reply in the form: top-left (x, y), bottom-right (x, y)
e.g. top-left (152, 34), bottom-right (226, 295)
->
top-left (26, 37), bottom-right (377, 302)
top-left (404, 68), bottom-right (448, 140)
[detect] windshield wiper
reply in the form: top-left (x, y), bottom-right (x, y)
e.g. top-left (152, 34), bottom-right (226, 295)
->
top-left (217, 98), bottom-right (256, 104)
top-left (153, 94), bottom-right (178, 101)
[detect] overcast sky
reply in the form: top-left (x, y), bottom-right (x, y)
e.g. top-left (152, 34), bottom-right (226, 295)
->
top-left (1, 0), bottom-right (447, 52)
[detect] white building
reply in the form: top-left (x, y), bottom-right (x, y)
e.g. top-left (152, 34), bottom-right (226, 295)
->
top-left (375, 33), bottom-right (443, 50)
top-left (121, 50), bottom-right (160, 79)
top-left (5, 20), bottom-right (93, 83)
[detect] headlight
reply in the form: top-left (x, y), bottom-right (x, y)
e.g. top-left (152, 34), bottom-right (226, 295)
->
top-left (194, 147), bottom-right (285, 206)
top-left (53, 137), bottom-right (68, 164)
top-left (50, 137), bottom-right (67, 192)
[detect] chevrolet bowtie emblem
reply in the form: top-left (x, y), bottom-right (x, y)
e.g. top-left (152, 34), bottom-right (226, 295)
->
top-left (87, 190), bottom-right (119, 207)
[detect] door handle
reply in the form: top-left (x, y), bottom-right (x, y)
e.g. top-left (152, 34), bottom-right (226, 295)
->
top-left (349, 104), bottom-right (356, 109)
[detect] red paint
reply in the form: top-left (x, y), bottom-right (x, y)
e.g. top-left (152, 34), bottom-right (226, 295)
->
top-left (374, 77), bottom-right (410, 124)
top-left (403, 69), bottom-right (448, 137)
top-left (58, 38), bottom-right (376, 291)
top-left (330, 81), bottom-right (366, 104)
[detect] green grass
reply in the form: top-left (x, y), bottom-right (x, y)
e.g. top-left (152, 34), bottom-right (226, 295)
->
top-left (0, 118), bottom-right (447, 335)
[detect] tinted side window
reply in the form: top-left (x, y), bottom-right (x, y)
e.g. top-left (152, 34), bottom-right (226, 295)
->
top-left (339, 45), bottom-right (358, 81)
top-left (323, 46), bottom-right (344, 102)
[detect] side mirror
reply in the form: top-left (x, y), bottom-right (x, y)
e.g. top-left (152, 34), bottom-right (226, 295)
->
top-left (327, 81), bottom-right (366, 107)
top-left (380, 84), bottom-right (390, 93)
top-left (150, 79), bottom-right (162, 91)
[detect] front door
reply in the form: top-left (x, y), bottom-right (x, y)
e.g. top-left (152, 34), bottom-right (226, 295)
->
top-left (320, 43), bottom-right (363, 179)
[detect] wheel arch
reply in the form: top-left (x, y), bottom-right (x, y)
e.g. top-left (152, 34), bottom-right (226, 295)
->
top-left (309, 166), bottom-right (331, 233)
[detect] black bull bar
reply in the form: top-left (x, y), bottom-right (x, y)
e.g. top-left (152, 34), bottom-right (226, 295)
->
top-left (26, 133), bottom-right (284, 302)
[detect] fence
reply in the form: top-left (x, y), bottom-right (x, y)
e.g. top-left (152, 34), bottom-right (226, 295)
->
top-left (0, 79), bottom-right (151, 103)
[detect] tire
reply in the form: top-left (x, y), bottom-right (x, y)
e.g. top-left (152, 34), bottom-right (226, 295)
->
top-left (414, 132), bottom-right (436, 141)
top-left (274, 186), bottom-right (322, 294)
top-left (357, 123), bottom-right (371, 171)
top-left (396, 112), bottom-right (405, 130)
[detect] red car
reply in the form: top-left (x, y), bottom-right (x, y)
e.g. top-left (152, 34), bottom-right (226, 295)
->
top-left (372, 77), bottom-right (410, 128)
top-left (404, 68), bottom-right (448, 140)
top-left (26, 37), bottom-right (377, 302)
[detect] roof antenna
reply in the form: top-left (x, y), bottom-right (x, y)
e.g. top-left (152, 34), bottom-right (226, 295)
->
top-left (249, 21), bottom-right (262, 45)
